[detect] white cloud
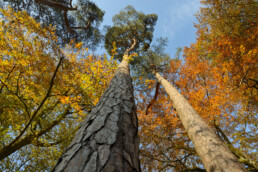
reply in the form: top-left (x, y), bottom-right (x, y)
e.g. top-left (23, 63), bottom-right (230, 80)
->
top-left (161, 0), bottom-right (201, 38)
top-left (173, 0), bottom-right (200, 18)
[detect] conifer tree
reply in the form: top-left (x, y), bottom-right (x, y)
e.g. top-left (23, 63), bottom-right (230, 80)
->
top-left (53, 6), bottom-right (157, 171)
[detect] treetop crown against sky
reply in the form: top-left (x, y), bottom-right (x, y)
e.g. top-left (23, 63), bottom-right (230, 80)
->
top-left (94, 0), bottom-right (201, 57)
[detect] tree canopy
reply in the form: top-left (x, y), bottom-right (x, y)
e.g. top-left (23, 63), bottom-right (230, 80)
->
top-left (0, 0), bottom-right (257, 171)
top-left (105, 5), bottom-right (158, 61)
top-left (137, 0), bottom-right (257, 171)
top-left (0, 7), bottom-right (117, 171)
top-left (1, 0), bottom-right (104, 48)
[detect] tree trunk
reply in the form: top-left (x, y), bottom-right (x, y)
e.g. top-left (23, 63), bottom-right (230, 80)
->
top-left (154, 72), bottom-right (247, 172)
top-left (52, 51), bottom-right (140, 171)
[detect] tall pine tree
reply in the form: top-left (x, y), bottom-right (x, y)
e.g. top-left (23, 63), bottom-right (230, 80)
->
top-left (53, 6), bottom-right (157, 171)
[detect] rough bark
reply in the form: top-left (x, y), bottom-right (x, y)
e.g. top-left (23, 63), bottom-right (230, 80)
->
top-left (52, 48), bottom-right (140, 171)
top-left (154, 72), bottom-right (247, 172)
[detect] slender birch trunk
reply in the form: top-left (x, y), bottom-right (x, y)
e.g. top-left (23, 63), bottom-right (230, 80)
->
top-left (52, 44), bottom-right (140, 172)
top-left (154, 72), bottom-right (247, 172)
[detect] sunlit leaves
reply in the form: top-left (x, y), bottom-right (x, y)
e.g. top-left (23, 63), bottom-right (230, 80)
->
top-left (0, 7), bottom-right (117, 171)
top-left (180, 0), bottom-right (257, 170)
top-left (137, 0), bottom-right (257, 171)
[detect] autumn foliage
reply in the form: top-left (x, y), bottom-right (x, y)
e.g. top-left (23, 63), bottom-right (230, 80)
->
top-left (0, 7), bottom-right (117, 171)
top-left (137, 0), bottom-right (257, 171)
top-left (0, 0), bottom-right (257, 171)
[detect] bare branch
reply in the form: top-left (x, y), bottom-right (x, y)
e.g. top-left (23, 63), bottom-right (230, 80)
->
top-left (0, 79), bottom-right (31, 117)
top-left (35, 0), bottom-right (77, 11)
top-left (6, 56), bottom-right (64, 148)
top-left (145, 82), bottom-right (160, 115)
top-left (125, 38), bottom-right (137, 55)
top-left (0, 65), bottom-right (16, 94)
top-left (32, 139), bottom-right (63, 147)
top-left (0, 106), bottom-right (71, 160)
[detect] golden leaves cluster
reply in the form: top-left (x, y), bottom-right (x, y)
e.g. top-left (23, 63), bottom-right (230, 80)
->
top-left (0, 7), bottom-right (117, 171)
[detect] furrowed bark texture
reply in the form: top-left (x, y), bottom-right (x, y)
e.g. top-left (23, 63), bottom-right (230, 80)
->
top-left (52, 54), bottom-right (140, 172)
top-left (155, 72), bottom-right (247, 172)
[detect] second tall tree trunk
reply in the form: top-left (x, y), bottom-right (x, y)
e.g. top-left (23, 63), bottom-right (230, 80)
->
top-left (154, 72), bottom-right (246, 172)
top-left (52, 50), bottom-right (140, 171)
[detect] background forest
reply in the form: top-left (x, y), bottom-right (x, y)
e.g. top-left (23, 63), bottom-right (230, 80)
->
top-left (0, 0), bottom-right (257, 171)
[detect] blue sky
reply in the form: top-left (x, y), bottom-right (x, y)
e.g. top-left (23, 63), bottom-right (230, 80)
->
top-left (94, 0), bottom-right (201, 57)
